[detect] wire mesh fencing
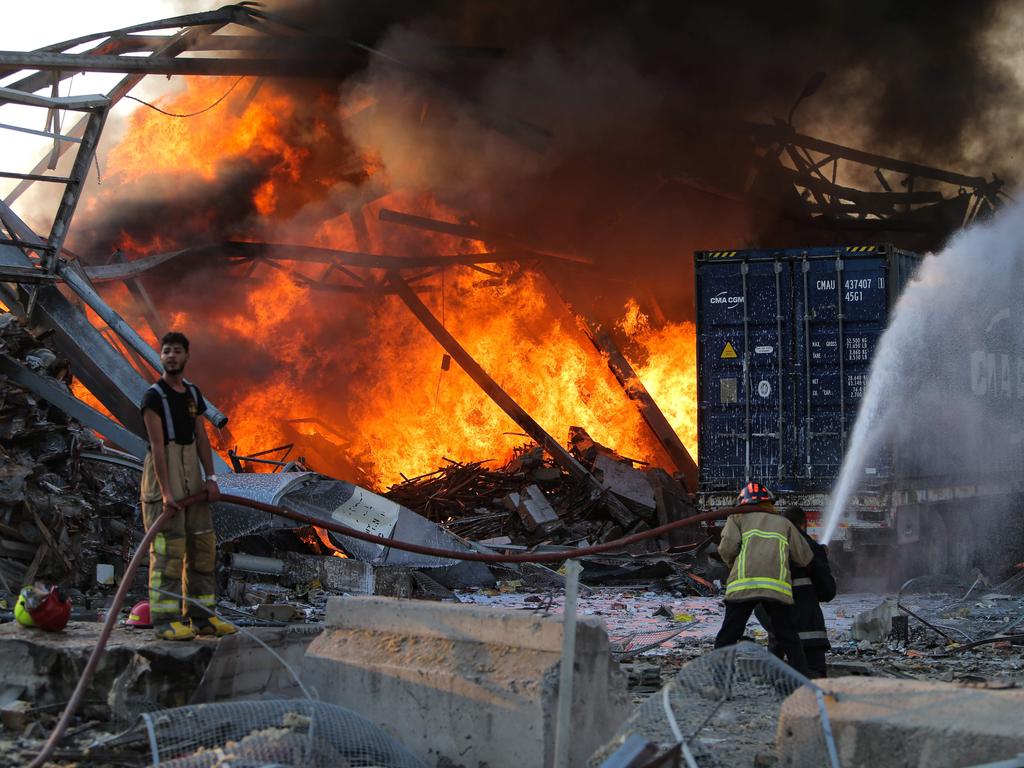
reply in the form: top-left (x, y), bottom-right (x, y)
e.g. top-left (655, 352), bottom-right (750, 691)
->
top-left (108, 587), bottom-right (427, 767)
top-left (141, 699), bottom-right (427, 767)
top-left (592, 642), bottom-right (840, 768)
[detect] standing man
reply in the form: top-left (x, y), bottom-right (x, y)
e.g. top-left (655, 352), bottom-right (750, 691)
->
top-left (777, 506), bottom-right (836, 677)
top-left (714, 483), bottom-right (814, 676)
top-left (140, 331), bottom-right (236, 641)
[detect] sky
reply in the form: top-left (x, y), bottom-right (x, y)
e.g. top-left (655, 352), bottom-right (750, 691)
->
top-left (0, 2), bottom-right (208, 214)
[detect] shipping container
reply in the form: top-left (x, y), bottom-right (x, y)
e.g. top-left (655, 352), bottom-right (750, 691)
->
top-left (695, 244), bottom-right (921, 496)
top-left (695, 244), bottom-right (1024, 577)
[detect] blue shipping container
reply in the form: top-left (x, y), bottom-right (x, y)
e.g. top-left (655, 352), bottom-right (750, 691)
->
top-left (695, 245), bottom-right (921, 494)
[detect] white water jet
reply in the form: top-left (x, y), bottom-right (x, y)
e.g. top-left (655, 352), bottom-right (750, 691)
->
top-left (823, 199), bottom-right (1024, 544)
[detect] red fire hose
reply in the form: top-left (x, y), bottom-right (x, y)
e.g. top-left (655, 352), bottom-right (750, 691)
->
top-left (220, 493), bottom-right (745, 562)
top-left (29, 492), bottom-right (745, 767)
top-left (27, 503), bottom-right (177, 768)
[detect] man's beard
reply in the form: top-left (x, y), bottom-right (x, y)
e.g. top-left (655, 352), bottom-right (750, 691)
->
top-left (163, 360), bottom-right (186, 374)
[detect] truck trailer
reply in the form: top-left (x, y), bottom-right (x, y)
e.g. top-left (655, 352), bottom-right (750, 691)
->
top-left (694, 244), bottom-right (1023, 577)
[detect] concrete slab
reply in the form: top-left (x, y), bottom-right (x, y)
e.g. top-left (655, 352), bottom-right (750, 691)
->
top-left (301, 595), bottom-right (630, 768)
top-left (191, 624), bottom-right (321, 703)
top-left (0, 621), bottom-right (215, 717)
top-left (0, 620), bottom-right (320, 721)
top-left (776, 676), bottom-right (1024, 768)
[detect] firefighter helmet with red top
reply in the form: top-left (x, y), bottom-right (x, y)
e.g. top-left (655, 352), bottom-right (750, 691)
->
top-left (126, 600), bottom-right (152, 628)
top-left (737, 482), bottom-right (775, 506)
top-left (14, 584), bottom-right (71, 631)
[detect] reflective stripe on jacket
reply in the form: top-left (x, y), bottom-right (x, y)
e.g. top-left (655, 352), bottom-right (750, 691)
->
top-left (790, 533), bottom-right (837, 648)
top-left (718, 503), bottom-right (814, 605)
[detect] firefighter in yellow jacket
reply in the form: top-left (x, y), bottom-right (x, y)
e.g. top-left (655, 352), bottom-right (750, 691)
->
top-left (714, 482), bottom-right (814, 676)
top-left (141, 332), bottom-right (236, 641)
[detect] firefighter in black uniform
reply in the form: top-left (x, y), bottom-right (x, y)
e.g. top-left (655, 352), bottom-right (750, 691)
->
top-left (756, 506), bottom-right (836, 677)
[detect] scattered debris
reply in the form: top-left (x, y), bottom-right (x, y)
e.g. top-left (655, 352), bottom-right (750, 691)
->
top-left (0, 314), bottom-right (139, 595)
top-left (385, 429), bottom-right (698, 552)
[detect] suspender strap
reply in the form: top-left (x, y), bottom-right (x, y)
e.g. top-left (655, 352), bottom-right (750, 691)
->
top-left (148, 383), bottom-right (176, 443)
top-left (149, 381), bottom-right (200, 444)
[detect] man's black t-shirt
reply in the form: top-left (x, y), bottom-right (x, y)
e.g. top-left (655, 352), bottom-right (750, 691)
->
top-left (140, 379), bottom-right (207, 445)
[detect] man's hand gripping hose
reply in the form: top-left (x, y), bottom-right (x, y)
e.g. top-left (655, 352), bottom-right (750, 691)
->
top-left (29, 491), bottom-right (746, 767)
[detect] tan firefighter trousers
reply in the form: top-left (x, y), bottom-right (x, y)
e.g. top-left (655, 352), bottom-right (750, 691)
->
top-left (140, 442), bottom-right (216, 624)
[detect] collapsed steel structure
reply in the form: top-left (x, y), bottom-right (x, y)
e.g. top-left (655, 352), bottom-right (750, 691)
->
top-left (0, 4), bottom-right (290, 464)
top-left (0, 5), bottom-right (1005, 492)
top-left (675, 119), bottom-right (1008, 253)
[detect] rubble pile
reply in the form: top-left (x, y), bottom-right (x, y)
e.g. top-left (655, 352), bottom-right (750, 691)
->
top-left (0, 314), bottom-right (139, 595)
top-left (385, 427), bottom-right (698, 549)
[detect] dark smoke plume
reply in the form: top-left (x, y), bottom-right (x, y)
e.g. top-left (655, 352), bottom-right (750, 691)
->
top-left (60, 0), bottom-right (1023, 481)
top-left (78, 0), bottom-right (1018, 317)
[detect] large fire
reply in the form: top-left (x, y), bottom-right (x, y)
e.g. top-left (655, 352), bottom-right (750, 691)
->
top-left (72, 77), bottom-right (698, 489)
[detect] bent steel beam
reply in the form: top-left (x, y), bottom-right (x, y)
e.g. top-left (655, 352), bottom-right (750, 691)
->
top-left (0, 354), bottom-right (148, 458)
top-left (378, 209), bottom-right (594, 265)
top-left (84, 241), bottom-right (527, 281)
top-left (388, 270), bottom-right (639, 528)
top-left (0, 203), bottom-right (229, 429)
top-left (0, 50), bottom-right (359, 78)
top-left (542, 273), bottom-right (698, 491)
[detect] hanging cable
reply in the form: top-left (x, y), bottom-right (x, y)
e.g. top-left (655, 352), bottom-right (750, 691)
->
top-left (123, 76), bottom-right (246, 118)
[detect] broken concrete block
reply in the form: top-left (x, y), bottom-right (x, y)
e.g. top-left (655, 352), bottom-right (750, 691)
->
top-left (282, 552), bottom-right (412, 597)
top-left (229, 581), bottom-right (290, 607)
top-left (502, 491), bottom-right (521, 512)
top-left (517, 484), bottom-right (562, 532)
top-left (302, 596), bottom-right (629, 768)
top-left (0, 621), bottom-right (215, 718)
top-left (255, 603), bottom-right (297, 622)
top-left (0, 700), bottom-right (32, 731)
top-left (777, 677), bottom-right (1024, 767)
top-left (593, 455), bottom-right (655, 510)
top-left (372, 567), bottom-right (414, 598)
top-left (850, 598), bottom-right (899, 642)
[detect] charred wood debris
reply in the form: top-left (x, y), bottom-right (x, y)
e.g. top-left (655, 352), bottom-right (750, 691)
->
top-left (0, 312), bottom-right (714, 623)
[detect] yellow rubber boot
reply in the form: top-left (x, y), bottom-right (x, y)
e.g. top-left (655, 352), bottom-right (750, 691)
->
top-left (193, 616), bottom-right (237, 637)
top-left (154, 620), bottom-right (196, 641)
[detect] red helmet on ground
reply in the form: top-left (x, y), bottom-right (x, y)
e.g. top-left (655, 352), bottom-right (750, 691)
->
top-left (126, 600), bottom-right (152, 628)
top-left (16, 585), bottom-right (71, 631)
top-left (737, 482), bottom-right (775, 506)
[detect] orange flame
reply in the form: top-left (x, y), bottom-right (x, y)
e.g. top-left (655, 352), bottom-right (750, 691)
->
top-left (617, 299), bottom-right (698, 456)
top-left (295, 526), bottom-right (349, 558)
top-left (73, 78), bottom-right (698, 488)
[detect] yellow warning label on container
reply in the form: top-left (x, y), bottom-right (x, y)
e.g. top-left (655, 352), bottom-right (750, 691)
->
top-left (721, 341), bottom-right (738, 359)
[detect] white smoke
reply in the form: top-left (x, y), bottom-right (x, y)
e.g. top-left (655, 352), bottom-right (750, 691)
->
top-left (823, 197), bottom-right (1024, 544)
